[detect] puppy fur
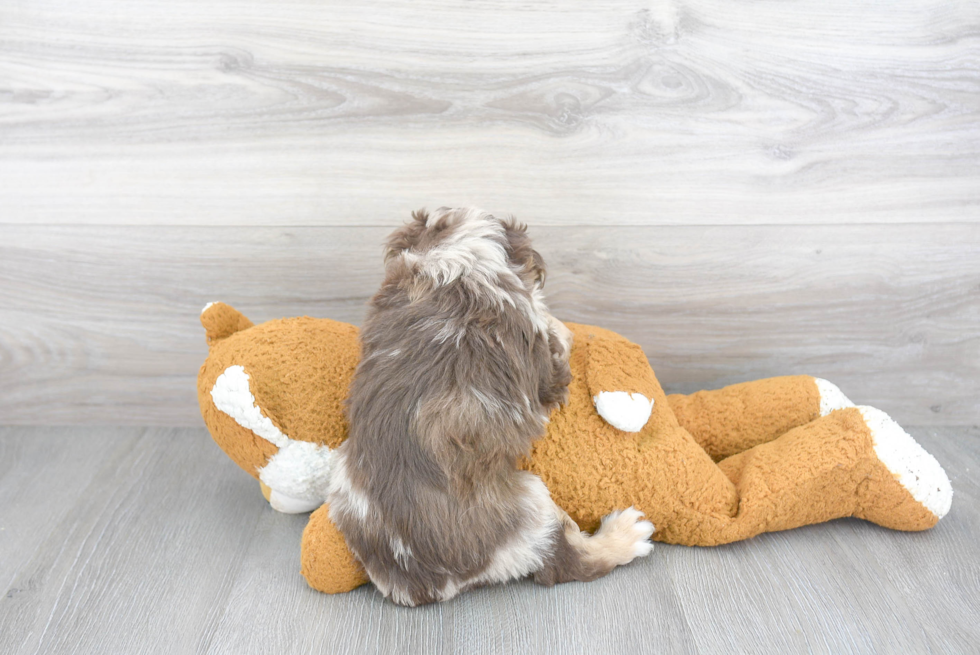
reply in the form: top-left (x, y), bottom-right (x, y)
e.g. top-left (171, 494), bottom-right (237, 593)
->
top-left (328, 207), bottom-right (654, 606)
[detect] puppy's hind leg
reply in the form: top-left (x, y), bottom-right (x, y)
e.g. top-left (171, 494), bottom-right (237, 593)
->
top-left (480, 473), bottom-right (654, 590)
top-left (534, 504), bottom-right (655, 586)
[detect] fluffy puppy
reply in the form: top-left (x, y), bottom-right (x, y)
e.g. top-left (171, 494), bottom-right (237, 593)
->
top-left (328, 207), bottom-right (654, 606)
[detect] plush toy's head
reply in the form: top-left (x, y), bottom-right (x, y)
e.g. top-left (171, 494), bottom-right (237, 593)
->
top-left (197, 302), bottom-right (360, 513)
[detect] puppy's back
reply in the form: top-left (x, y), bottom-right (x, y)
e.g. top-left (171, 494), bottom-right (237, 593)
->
top-left (329, 208), bottom-right (562, 605)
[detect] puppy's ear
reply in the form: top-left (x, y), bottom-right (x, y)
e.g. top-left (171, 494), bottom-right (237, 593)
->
top-left (384, 209), bottom-right (429, 263)
top-left (502, 218), bottom-right (547, 290)
top-left (530, 248), bottom-right (546, 290)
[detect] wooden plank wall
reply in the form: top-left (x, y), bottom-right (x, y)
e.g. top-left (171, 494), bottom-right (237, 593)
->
top-left (1, 0), bottom-right (978, 426)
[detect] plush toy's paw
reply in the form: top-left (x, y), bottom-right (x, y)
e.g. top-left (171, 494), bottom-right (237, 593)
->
top-left (301, 504), bottom-right (371, 594)
top-left (815, 378), bottom-right (855, 416)
top-left (593, 507), bottom-right (656, 563)
top-left (593, 392), bottom-right (654, 432)
top-left (858, 406), bottom-right (952, 520)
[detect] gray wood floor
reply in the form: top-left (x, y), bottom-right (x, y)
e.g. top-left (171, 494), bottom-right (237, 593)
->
top-left (0, 425), bottom-right (977, 654)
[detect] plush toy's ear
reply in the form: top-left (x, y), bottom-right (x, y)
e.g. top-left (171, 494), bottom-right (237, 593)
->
top-left (575, 325), bottom-right (663, 433)
top-left (201, 301), bottom-right (254, 346)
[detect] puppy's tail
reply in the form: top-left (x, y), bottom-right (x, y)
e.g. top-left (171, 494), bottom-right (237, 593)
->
top-left (200, 301), bottom-right (254, 347)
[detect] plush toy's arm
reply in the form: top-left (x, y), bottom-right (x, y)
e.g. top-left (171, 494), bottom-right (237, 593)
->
top-left (667, 376), bottom-right (854, 461)
top-left (570, 323), bottom-right (663, 433)
top-left (301, 504), bottom-right (370, 594)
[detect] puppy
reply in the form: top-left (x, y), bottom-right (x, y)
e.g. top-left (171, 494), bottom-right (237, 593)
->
top-left (328, 207), bottom-right (654, 606)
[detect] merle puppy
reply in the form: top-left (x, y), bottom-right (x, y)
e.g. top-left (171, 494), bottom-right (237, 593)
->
top-left (327, 207), bottom-right (654, 605)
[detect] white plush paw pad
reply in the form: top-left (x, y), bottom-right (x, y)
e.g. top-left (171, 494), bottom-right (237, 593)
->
top-left (815, 378), bottom-right (855, 416)
top-left (268, 489), bottom-right (322, 514)
top-left (858, 406), bottom-right (953, 519)
top-left (594, 392), bottom-right (655, 433)
top-left (596, 507), bottom-right (656, 562)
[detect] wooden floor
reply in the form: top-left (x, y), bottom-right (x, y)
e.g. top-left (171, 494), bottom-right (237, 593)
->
top-left (0, 425), bottom-right (977, 654)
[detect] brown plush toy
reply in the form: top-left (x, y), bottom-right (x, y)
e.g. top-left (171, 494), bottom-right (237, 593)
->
top-left (198, 302), bottom-right (953, 595)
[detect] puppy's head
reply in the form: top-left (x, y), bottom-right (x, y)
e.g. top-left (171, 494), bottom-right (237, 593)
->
top-left (383, 207), bottom-right (546, 298)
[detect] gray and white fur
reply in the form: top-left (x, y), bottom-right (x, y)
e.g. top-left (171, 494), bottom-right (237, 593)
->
top-left (328, 207), bottom-right (654, 606)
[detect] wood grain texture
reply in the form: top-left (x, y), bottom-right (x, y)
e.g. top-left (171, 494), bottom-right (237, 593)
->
top-left (1, 0), bottom-right (978, 226)
top-left (1, 223), bottom-right (978, 426)
top-left (0, 427), bottom-right (139, 594)
top-left (0, 428), bottom-right (268, 655)
top-left (0, 426), bottom-right (977, 654)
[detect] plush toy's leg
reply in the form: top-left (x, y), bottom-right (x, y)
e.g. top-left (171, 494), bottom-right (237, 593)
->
top-left (300, 504), bottom-right (370, 594)
top-left (667, 376), bottom-right (855, 461)
top-left (670, 406), bottom-right (952, 545)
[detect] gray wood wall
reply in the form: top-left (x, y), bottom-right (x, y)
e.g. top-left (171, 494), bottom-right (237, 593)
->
top-left (2, 0), bottom-right (978, 426)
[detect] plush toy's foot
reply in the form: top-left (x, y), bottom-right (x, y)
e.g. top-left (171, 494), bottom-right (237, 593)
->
top-left (814, 378), bottom-right (855, 416)
top-left (854, 406), bottom-right (952, 529)
top-left (701, 406), bottom-right (952, 546)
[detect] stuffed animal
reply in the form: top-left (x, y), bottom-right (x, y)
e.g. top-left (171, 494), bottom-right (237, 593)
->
top-left (198, 302), bottom-right (953, 594)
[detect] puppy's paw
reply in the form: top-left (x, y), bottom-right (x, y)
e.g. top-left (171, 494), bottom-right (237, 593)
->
top-left (594, 506), bottom-right (655, 564)
top-left (548, 315), bottom-right (573, 361)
